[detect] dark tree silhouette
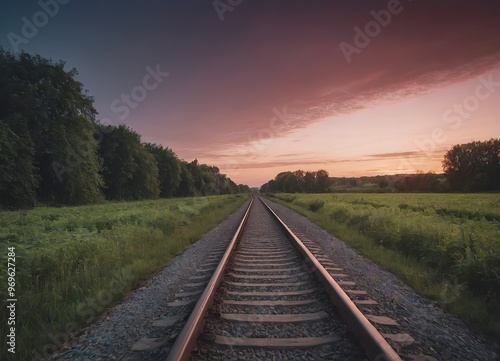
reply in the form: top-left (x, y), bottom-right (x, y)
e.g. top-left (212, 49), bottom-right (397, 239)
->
top-left (443, 139), bottom-right (500, 192)
top-left (144, 143), bottom-right (181, 197)
top-left (0, 50), bottom-right (104, 206)
top-left (260, 169), bottom-right (331, 193)
top-left (0, 50), bottom-right (249, 209)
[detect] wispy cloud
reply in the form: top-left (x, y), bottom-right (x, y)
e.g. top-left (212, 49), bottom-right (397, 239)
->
top-left (145, 1), bottom-right (500, 154)
top-left (367, 151), bottom-right (422, 159)
top-left (8, 0), bottom-right (498, 184)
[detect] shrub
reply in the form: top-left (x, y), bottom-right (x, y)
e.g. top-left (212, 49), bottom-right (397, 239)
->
top-left (281, 195), bottom-right (296, 202)
top-left (309, 200), bottom-right (324, 212)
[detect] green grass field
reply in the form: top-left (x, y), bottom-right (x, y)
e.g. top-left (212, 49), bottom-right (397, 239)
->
top-left (267, 193), bottom-right (500, 339)
top-left (0, 194), bottom-right (248, 360)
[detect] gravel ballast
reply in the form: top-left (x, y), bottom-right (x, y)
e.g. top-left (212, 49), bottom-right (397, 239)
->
top-left (192, 198), bottom-right (367, 361)
top-left (49, 197), bottom-right (499, 360)
top-left (264, 197), bottom-right (499, 361)
top-left (50, 200), bottom-right (250, 361)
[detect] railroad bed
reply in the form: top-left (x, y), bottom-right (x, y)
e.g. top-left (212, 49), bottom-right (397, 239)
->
top-left (51, 196), bottom-right (499, 361)
top-left (166, 197), bottom-right (405, 360)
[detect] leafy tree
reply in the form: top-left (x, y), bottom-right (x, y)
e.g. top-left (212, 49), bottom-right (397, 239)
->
top-left (238, 184), bottom-right (251, 193)
top-left (293, 170), bottom-right (305, 192)
top-left (215, 173), bottom-right (239, 194)
top-left (260, 179), bottom-right (276, 193)
top-left (314, 169), bottom-right (331, 192)
top-left (176, 161), bottom-right (196, 197)
top-left (192, 161), bottom-right (207, 194)
top-left (0, 115), bottom-right (38, 208)
top-left (184, 160), bottom-right (239, 196)
top-left (144, 143), bottom-right (181, 197)
top-left (131, 145), bottom-right (160, 200)
top-left (378, 178), bottom-right (389, 188)
top-left (0, 49), bottom-right (247, 207)
top-left (443, 139), bottom-right (500, 192)
top-left (260, 169), bottom-right (331, 193)
top-left (0, 50), bottom-right (104, 205)
top-left (98, 124), bottom-right (159, 200)
top-left (303, 171), bottom-right (316, 193)
top-left (274, 171), bottom-right (294, 192)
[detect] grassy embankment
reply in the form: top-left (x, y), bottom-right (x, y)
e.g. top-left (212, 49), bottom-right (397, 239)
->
top-left (0, 194), bottom-right (248, 360)
top-left (267, 193), bottom-right (500, 339)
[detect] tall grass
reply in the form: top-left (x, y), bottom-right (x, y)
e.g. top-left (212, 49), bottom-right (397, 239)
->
top-left (267, 193), bottom-right (500, 339)
top-left (0, 194), bottom-right (248, 360)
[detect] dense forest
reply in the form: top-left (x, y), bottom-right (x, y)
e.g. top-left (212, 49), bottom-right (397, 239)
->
top-left (261, 139), bottom-right (500, 193)
top-left (0, 50), bottom-right (250, 209)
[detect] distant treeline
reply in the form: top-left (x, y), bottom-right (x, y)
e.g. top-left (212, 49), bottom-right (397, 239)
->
top-left (260, 139), bottom-right (500, 193)
top-left (260, 170), bottom-right (331, 193)
top-left (0, 50), bottom-right (250, 209)
top-left (334, 172), bottom-right (449, 193)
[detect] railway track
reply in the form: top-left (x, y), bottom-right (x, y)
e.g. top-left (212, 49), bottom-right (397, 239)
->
top-left (166, 196), bottom-right (403, 361)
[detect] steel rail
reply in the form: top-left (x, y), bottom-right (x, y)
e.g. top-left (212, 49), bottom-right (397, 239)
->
top-left (166, 196), bottom-right (254, 361)
top-left (259, 196), bottom-right (402, 361)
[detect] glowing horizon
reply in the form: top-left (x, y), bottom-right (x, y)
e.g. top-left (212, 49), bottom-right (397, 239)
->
top-left (2, 1), bottom-right (499, 188)
top-left (177, 67), bottom-right (500, 187)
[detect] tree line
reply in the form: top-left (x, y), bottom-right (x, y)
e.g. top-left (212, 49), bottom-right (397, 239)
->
top-left (260, 139), bottom-right (499, 193)
top-left (260, 170), bottom-right (331, 193)
top-left (334, 172), bottom-right (448, 193)
top-left (0, 50), bottom-right (249, 209)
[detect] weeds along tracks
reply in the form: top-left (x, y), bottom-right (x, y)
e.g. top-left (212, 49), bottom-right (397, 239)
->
top-left (166, 197), bottom-right (402, 361)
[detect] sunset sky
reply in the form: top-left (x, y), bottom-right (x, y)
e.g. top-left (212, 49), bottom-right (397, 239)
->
top-left (1, 0), bottom-right (499, 186)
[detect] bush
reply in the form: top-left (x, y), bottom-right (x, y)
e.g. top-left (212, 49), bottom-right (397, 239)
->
top-left (282, 195), bottom-right (296, 202)
top-left (309, 200), bottom-right (324, 212)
